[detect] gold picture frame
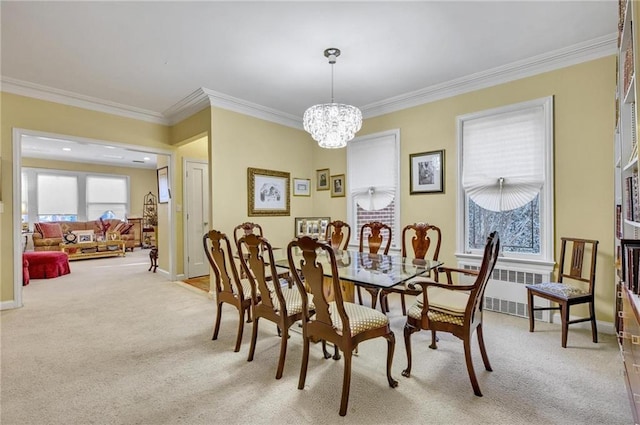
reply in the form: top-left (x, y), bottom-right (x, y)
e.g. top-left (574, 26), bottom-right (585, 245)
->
top-left (330, 174), bottom-right (346, 197)
top-left (293, 178), bottom-right (311, 197)
top-left (316, 168), bottom-right (330, 191)
top-left (247, 167), bottom-right (290, 216)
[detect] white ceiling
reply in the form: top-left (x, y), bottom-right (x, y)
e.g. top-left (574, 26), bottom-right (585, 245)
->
top-left (1, 1), bottom-right (618, 167)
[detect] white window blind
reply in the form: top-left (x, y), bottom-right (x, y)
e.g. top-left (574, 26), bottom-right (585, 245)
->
top-left (37, 174), bottom-right (78, 215)
top-left (462, 106), bottom-right (545, 212)
top-left (347, 133), bottom-right (397, 211)
top-left (86, 176), bottom-right (127, 203)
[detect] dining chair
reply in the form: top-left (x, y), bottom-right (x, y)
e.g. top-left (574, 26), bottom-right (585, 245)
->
top-left (233, 221), bottom-right (290, 282)
top-left (288, 236), bottom-right (398, 416)
top-left (402, 231), bottom-right (500, 397)
top-left (203, 229), bottom-right (254, 352)
top-left (237, 233), bottom-right (315, 379)
top-left (325, 220), bottom-right (351, 250)
top-left (357, 221), bottom-right (392, 309)
top-left (526, 237), bottom-right (599, 348)
top-left (379, 223), bottom-right (442, 315)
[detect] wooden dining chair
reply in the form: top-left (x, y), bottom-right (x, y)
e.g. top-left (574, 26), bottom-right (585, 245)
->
top-left (402, 231), bottom-right (500, 397)
top-left (237, 233), bottom-right (315, 379)
top-left (357, 221), bottom-right (392, 309)
top-left (203, 229), bottom-right (254, 352)
top-left (379, 223), bottom-right (441, 315)
top-left (233, 221), bottom-right (290, 282)
top-left (325, 220), bottom-right (351, 250)
top-left (288, 236), bottom-right (398, 416)
top-left (526, 237), bottom-right (599, 348)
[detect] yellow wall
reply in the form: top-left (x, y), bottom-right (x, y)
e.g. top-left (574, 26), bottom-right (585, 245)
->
top-left (21, 158), bottom-right (157, 218)
top-left (316, 56), bottom-right (617, 322)
top-left (210, 107), bottom-right (314, 249)
top-left (0, 92), bottom-right (171, 303)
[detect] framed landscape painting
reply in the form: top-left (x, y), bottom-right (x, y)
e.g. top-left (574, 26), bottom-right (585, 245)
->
top-left (247, 167), bottom-right (290, 216)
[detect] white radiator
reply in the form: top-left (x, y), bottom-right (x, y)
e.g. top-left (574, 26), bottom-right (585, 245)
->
top-left (456, 261), bottom-right (553, 322)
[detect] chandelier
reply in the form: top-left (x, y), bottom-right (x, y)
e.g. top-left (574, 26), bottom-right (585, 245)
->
top-left (303, 48), bottom-right (362, 149)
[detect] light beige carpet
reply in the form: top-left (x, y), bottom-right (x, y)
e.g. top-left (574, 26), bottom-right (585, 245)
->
top-left (0, 249), bottom-right (631, 424)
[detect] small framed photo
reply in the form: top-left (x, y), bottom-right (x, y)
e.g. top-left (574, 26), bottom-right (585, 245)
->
top-left (294, 217), bottom-right (331, 240)
top-left (410, 150), bottom-right (445, 194)
top-left (157, 166), bottom-right (171, 204)
top-left (73, 230), bottom-right (95, 243)
top-left (316, 168), bottom-right (330, 191)
top-left (330, 174), bottom-right (345, 197)
top-left (247, 167), bottom-right (290, 216)
top-left (293, 178), bottom-right (311, 197)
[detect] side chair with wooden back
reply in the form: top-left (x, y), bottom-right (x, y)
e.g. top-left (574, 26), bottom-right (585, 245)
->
top-left (357, 221), bottom-right (392, 309)
top-left (526, 237), bottom-right (599, 348)
top-left (402, 231), bottom-right (500, 397)
top-left (237, 233), bottom-right (315, 379)
top-left (233, 221), bottom-right (290, 283)
top-left (288, 236), bottom-right (398, 416)
top-left (379, 223), bottom-right (442, 315)
top-left (325, 220), bottom-right (351, 250)
top-left (203, 229), bottom-right (254, 352)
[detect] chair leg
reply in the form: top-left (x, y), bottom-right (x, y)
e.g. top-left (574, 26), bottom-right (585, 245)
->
top-left (212, 302), bottom-right (223, 340)
top-left (379, 290), bottom-right (388, 313)
top-left (561, 302), bottom-right (569, 348)
top-left (463, 336), bottom-right (482, 397)
top-left (370, 288), bottom-right (380, 310)
top-left (400, 293), bottom-right (407, 316)
top-left (247, 316), bottom-right (260, 361)
top-left (356, 286), bottom-right (364, 305)
top-left (275, 326), bottom-right (288, 379)
top-left (429, 329), bottom-right (438, 349)
top-left (298, 335), bottom-right (310, 390)
top-left (589, 301), bottom-right (598, 343)
top-left (476, 323), bottom-right (492, 372)
top-left (385, 332), bottom-right (398, 388)
top-left (234, 307), bottom-right (245, 353)
top-left (402, 323), bottom-right (416, 378)
top-left (527, 290), bottom-right (535, 332)
top-left (339, 350), bottom-right (353, 416)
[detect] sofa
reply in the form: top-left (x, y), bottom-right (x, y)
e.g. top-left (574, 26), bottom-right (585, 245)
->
top-left (32, 219), bottom-right (139, 252)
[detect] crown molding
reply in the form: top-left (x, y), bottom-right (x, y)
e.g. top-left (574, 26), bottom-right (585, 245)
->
top-left (361, 33), bottom-right (618, 118)
top-left (0, 76), bottom-right (168, 125)
top-left (1, 33), bottom-right (618, 129)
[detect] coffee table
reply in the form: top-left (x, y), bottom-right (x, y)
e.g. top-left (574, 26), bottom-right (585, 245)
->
top-left (59, 240), bottom-right (126, 260)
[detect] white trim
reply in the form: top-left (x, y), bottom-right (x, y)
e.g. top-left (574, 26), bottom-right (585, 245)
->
top-left (5, 128), bottom-right (178, 310)
top-left (1, 34), bottom-right (615, 130)
top-left (456, 253), bottom-right (555, 275)
top-left (362, 33), bottom-right (616, 118)
top-left (1, 77), bottom-right (167, 125)
top-left (456, 96), bottom-right (554, 263)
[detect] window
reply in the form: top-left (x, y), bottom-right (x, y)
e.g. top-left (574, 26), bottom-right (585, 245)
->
top-left (23, 168), bottom-right (130, 223)
top-left (457, 97), bottom-right (553, 262)
top-left (347, 130), bottom-right (400, 248)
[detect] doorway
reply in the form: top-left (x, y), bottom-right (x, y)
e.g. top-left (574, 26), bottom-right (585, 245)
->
top-left (183, 159), bottom-right (209, 278)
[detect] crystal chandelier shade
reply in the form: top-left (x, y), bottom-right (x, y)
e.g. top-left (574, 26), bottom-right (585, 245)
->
top-left (303, 48), bottom-right (362, 149)
top-left (303, 103), bottom-right (363, 149)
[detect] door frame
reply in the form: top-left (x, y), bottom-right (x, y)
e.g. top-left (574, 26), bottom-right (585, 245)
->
top-left (182, 157), bottom-right (209, 280)
top-left (7, 128), bottom-right (177, 310)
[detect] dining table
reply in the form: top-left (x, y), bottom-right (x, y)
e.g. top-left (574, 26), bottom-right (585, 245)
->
top-left (275, 247), bottom-right (443, 304)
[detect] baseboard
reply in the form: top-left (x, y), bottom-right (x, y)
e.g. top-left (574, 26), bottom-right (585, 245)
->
top-left (175, 273), bottom-right (185, 281)
top-left (551, 312), bottom-right (615, 335)
top-left (0, 299), bottom-right (21, 310)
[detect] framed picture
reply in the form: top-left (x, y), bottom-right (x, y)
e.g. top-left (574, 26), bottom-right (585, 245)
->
top-left (294, 217), bottom-right (330, 240)
top-left (106, 230), bottom-right (121, 241)
top-left (330, 174), bottom-right (345, 197)
top-left (293, 178), bottom-right (311, 197)
top-left (316, 168), bottom-right (330, 191)
top-left (157, 166), bottom-right (171, 203)
top-left (410, 150), bottom-right (445, 194)
top-left (72, 230), bottom-right (95, 243)
top-left (247, 167), bottom-right (290, 216)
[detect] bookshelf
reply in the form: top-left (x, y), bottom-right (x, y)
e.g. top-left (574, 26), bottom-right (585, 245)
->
top-left (615, 1), bottom-right (640, 422)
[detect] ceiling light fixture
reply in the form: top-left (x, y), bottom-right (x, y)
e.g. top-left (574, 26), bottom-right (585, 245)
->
top-left (62, 147), bottom-right (71, 151)
top-left (303, 48), bottom-right (362, 149)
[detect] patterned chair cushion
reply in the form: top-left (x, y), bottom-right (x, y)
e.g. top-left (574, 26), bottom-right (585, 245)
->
top-left (329, 302), bottom-right (389, 336)
top-left (528, 282), bottom-right (587, 299)
top-left (416, 286), bottom-right (470, 315)
top-left (407, 302), bottom-right (465, 326)
top-left (270, 287), bottom-right (315, 316)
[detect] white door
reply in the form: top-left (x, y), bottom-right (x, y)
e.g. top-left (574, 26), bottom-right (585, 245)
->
top-left (185, 160), bottom-right (210, 278)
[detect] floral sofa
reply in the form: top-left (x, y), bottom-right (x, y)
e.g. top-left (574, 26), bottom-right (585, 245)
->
top-left (32, 219), bottom-right (138, 252)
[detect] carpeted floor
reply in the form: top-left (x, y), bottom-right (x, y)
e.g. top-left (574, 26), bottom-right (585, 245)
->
top-left (0, 249), bottom-right (632, 424)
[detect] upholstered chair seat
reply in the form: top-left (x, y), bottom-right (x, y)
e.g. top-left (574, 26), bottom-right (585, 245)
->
top-left (329, 302), bottom-right (389, 336)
